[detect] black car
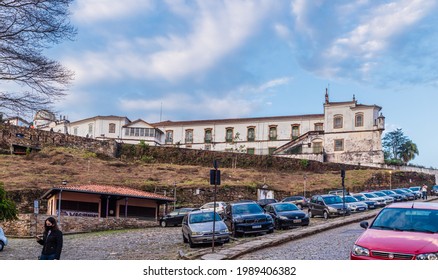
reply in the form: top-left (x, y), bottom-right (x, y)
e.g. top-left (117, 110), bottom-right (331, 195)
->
top-left (308, 194), bottom-right (351, 219)
top-left (281, 196), bottom-right (309, 209)
top-left (257, 198), bottom-right (278, 208)
top-left (223, 201), bottom-right (274, 237)
top-left (159, 208), bottom-right (197, 227)
top-left (264, 202), bottom-right (309, 229)
top-left (381, 190), bottom-right (404, 202)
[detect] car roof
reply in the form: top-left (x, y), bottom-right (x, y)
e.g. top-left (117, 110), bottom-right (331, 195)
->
top-left (188, 209), bottom-right (217, 215)
top-left (385, 202), bottom-right (438, 210)
top-left (230, 201), bottom-right (257, 205)
top-left (317, 194), bottom-right (338, 197)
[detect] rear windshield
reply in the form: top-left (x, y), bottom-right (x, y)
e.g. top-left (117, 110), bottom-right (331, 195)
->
top-left (323, 196), bottom-right (343, 205)
top-left (232, 203), bottom-right (263, 214)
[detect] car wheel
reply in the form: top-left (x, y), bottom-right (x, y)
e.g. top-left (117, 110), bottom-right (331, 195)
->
top-left (188, 236), bottom-right (196, 248)
top-left (0, 241), bottom-right (4, 252)
top-left (323, 211), bottom-right (329, 220)
top-left (182, 233), bottom-right (188, 243)
top-left (160, 220), bottom-right (167, 227)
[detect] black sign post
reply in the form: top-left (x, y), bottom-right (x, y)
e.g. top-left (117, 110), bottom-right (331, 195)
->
top-left (209, 160), bottom-right (221, 252)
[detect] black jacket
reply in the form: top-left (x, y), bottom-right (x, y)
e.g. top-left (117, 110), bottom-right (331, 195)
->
top-left (37, 229), bottom-right (63, 259)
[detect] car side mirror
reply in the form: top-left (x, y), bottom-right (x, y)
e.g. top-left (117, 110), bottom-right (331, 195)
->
top-left (360, 221), bottom-right (369, 229)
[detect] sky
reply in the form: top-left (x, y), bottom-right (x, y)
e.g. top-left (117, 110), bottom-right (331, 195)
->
top-left (43, 0), bottom-right (438, 168)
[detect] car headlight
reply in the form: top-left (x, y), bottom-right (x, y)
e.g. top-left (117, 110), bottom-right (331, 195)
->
top-left (327, 206), bottom-right (337, 212)
top-left (416, 253), bottom-right (438, 260)
top-left (278, 215), bottom-right (289, 220)
top-left (352, 245), bottom-right (370, 256)
top-left (234, 218), bottom-right (244, 223)
top-left (191, 231), bottom-right (204, 237)
top-left (219, 228), bottom-right (229, 233)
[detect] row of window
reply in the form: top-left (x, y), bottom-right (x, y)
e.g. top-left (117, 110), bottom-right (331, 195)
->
top-left (72, 123), bottom-right (157, 138)
top-left (165, 123), bottom-right (324, 144)
top-left (334, 113), bottom-right (364, 129)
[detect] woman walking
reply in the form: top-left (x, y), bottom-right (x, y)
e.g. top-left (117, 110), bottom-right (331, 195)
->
top-left (36, 217), bottom-right (63, 260)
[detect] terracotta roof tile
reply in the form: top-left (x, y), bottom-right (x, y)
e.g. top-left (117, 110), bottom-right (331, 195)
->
top-left (54, 184), bottom-right (174, 201)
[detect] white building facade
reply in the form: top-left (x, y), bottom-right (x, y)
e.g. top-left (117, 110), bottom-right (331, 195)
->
top-left (37, 92), bottom-right (385, 165)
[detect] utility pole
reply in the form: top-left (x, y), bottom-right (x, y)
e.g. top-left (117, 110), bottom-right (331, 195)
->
top-left (210, 160), bottom-right (221, 252)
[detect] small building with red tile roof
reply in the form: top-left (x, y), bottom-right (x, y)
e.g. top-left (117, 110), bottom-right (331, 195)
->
top-left (40, 184), bottom-right (174, 220)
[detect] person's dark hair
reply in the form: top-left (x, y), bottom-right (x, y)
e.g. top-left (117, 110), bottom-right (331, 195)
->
top-left (44, 217), bottom-right (59, 231)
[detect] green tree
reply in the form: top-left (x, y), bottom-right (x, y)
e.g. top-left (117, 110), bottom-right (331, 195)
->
top-left (398, 140), bottom-right (419, 164)
top-left (0, 182), bottom-right (18, 221)
top-left (383, 128), bottom-right (408, 160)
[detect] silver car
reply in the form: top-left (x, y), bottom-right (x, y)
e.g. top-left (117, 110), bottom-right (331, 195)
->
top-left (341, 195), bottom-right (368, 212)
top-left (182, 210), bottom-right (230, 248)
top-left (0, 227), bottom-right (8, 251)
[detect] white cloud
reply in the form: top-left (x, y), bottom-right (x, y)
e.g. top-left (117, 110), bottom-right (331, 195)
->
top-left (67, 0), bottom-right (273, 85)
top-left (327, 0), bottom-right (435, 60)
top-left (72, 0), bottom-right (154, 23)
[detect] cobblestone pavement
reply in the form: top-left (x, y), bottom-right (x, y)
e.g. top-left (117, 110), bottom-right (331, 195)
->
top-left (237, 219), bottom-right (371, 260)
top-left (0, 215), bottom-right (328, 260)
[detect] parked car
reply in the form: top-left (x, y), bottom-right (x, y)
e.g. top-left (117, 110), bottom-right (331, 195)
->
top-left (182, 210), bottom-right (230, 248)
top-left (408, 186), bottom-right (423, 199)
top-left (371, 191), bottom-right (395, 204)
top-left (401, 188), bottom-right (423, 199)
top-left (392, 189), bottom-right (415, 200)
top-left (308, 194), bottom-right (351, 219)
top-left (159, 207), bottom-right (197, 227)
top-left (381, 190), bottom-right (405, 202)
top-left (432, 185), bottom-right (438, 196)
top-left (200, 201), bottom-right (228, 215)
top-left (257, 198), bottom-right (278, 208)
top-left (357, 193), bottom-right (386, 207)
top-left (351, 194), bottom-right (376, 209)
top-left (0, 227), bottom-right (7, 252)
top-left (351, 202), bottom-right (438, 260)
top-left (223, 201), bottom-right (274, 237)
top-left (340, 195), bottom-right (368, 212)
top-left (328, 189), bottom-right (350, 196)
top-left (264, 202), bottom-right (310, 229)
top-left (281, 196), bottom-right (309, 209)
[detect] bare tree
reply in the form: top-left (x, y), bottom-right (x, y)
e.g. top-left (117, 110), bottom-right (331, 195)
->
top-left (0, 0), bottom-right (76, 118)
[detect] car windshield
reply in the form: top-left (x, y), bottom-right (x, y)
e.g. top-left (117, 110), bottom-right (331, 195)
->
top-left (274, 203), bottom-right (299, 212)
top-left (410, 187), bottom-right (420, 191)
top-left (189, 212), bottom-right (221, 224)
top-left (353, 196), bottom-right (365, 201)
top-left (323, 196), bottom-right (343, 205)
top-left (233, 203), bottom-right (263, 214)
top-left (371, 208), bottom-right (438, 233)
top-left (363, 193), bottom-right (377, 198)
top-left (433, 186), bottom-right (438, 190)
top-left (344, 196), bottom-right (357, 203)
top-left (373, 192), bottom-right (385, 197)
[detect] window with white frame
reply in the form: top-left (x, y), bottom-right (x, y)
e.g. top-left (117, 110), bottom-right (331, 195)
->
top-left (226, 128), bottom-right (233, 142)
top-left (108, 123), bottom-right (116, 133)
top-left (269, 126), bottom-right (277, 140)
top-left (185, 129), bottom-right (193, 143)
top-left (247, 127), bottom-right (255, 141)
top-left (291, 125), bottom-right (300, 139)
top-left (205, 129), bottom-right (212, 143)
top-left (88, 123), bottom-right (93, 135)
top-left (334, 115), bottom-right (343, 129)
top-left (355, 113), bottom-right (364, 127)
top-left (165, 130), bottom-right (173, 143)
top-left (334, 139), bottom-right (344, 151)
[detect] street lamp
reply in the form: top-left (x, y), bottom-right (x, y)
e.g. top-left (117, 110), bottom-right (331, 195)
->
top-left (303, 174), bottom-right (307, 198)
top-left (389, 171), bottom-right (392, 190)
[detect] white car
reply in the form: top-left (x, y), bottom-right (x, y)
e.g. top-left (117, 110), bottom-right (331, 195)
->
top-left (358, 193), bottom-right (386, 207)
top-left (0, 227), bottom-right (8, 251)
top-left (200, 201), bottom-right (227, 215)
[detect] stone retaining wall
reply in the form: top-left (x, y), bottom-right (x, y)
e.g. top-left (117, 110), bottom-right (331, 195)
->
top-left (1, 214), bottom-right (158, 237)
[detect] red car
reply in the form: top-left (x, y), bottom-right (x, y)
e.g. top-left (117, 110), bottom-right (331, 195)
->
top-left (351, 202), bottom-right (438, 260)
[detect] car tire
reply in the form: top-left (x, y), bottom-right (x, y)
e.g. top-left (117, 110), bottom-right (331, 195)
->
top-left (160, 220), bottom-right (167, 227)
top-left (188, 236), bottom-right (196, 248)
top-left (182, 233), bottom-right (188, 243)
top-left (323, 211), bottom-right (329, 220)
top-left (0, 241), bottom-right (4, 252)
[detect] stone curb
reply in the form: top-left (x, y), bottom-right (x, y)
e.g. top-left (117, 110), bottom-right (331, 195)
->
top-left (198, 197), bottom-right (438, 260)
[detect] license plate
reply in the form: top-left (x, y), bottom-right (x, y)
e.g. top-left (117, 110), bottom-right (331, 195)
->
top-left (252, 225), bottom-right (262, 229)
top-left (358, 208), bottom-right (365, 211)
top-left (293, 219), bottom-right (301, 223)
top-left (339, 211), bottom-right (345, 214)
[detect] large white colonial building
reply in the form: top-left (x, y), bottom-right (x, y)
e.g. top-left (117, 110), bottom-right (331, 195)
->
top-left (37, 91), bottom-right (385, 164)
